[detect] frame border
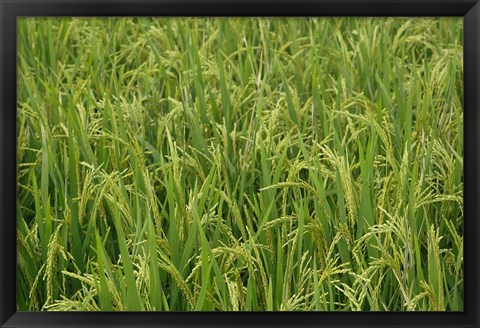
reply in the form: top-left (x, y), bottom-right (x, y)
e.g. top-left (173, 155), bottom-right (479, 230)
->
top-left (1, 1), bottom-right (479, 327)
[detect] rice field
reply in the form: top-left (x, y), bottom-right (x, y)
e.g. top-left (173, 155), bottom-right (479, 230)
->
top-left (16, 17), bottom-right (463, 311)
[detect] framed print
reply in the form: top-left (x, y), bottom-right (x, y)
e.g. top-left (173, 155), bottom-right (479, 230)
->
top-left (1, 0), bottom-right (479, 327)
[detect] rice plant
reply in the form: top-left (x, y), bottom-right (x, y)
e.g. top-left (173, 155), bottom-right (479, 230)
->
top-left (16, 17), bottom-right (463, 311)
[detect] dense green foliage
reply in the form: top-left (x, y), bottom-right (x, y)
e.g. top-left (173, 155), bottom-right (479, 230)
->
top-left (17, 17), bottom-right (463, 311)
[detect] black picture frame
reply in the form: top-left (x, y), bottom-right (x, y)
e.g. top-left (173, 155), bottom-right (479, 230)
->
top-left (1, 0), bottom-right (479, 327)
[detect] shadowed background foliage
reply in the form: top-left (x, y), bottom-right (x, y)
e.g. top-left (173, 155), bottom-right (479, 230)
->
top-left (16, 17), bottom-right (463, 311)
